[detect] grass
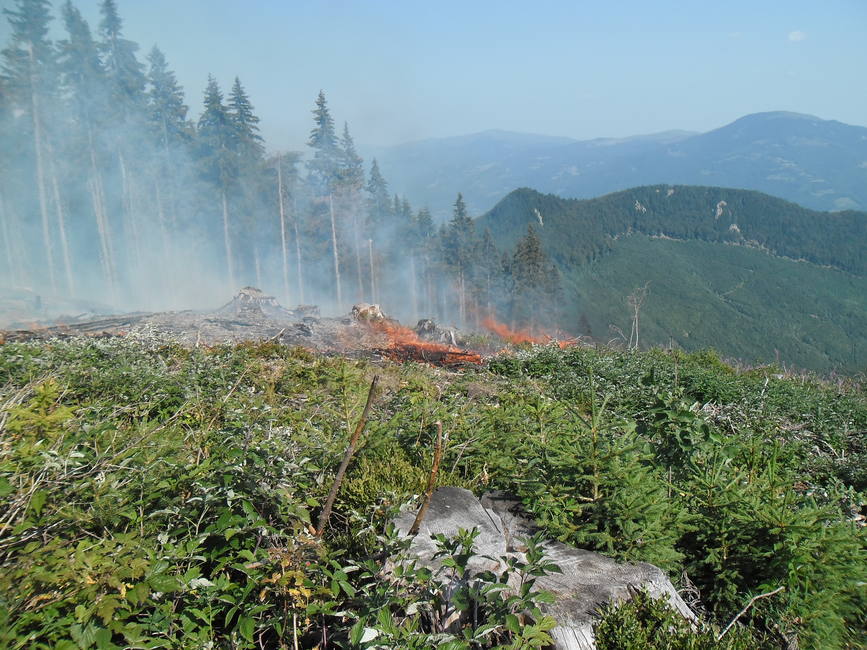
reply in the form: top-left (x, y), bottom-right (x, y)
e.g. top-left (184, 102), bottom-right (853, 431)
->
top-left (0, 334), bottom-right (864, 648)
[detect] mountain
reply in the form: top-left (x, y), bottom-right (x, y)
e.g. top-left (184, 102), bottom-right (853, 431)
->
top-left (374, 112), bottom-right (867, 218)
top-left (477, 185), bottom-right (867, 373)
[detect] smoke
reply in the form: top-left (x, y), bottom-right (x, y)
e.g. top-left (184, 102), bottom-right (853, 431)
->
top-left (0, 1), bottom-right (561, 337)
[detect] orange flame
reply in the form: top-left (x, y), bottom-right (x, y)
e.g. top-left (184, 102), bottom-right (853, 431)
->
top-left (367, 319), bottom-right (482, 366)
top-left (481, 316), bottom-right (575, 349)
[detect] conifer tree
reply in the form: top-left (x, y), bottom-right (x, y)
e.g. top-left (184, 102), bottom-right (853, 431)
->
top-left (442, 193), bottom-right (476, 324)
top-left (145, 45), bottom-right (188, 280)
top-left (365, 158), bottom-right (390, 232)
top-left (98, 0), bottom-right (145, 110)
top-left (98, 0), bottom-right (148, 283)
top-left (228, 76), bottom-right (264, 165)
top-left (510, 224), bottom-right (561, 328)
top-left (59, 0), bottom-right (116, 294)
top-left (228, 76), bottom-right (266, 283)
top-left (306, 90), bottom-right (338, 193)
top-left (2, 0), bottom-right (61, 292)
top-left (146, 46), bottom-right (188, 151)
top-left (337, 122), bottom-right (365, 298)
top-left (197, 75), bottom-right (237, 288)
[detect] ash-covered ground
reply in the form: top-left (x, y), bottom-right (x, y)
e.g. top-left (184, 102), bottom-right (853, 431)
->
top-left (0, 287), bottom-right (484, 367)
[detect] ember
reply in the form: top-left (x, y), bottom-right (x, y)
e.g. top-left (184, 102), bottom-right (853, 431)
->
top-left (378, 344), bottom-right (482, 367)
top-left (481, 316), bottom-right (576, 349)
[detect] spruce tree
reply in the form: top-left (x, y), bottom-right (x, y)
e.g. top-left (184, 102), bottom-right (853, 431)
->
top-left (306, 90), bottom-right (338, 193)
top-left (98, 0), bottom-right (148, 288)
top-left (336, 122), bottom-right (366, 299)
top-left (98, 0), bottom-right (145, 111)
top-left (510, 224), bottom-right (560, 327)
top-left (365, 157), bottom-right (390, 231)
top-left (197, 75), bottom-right (237, 288)
top-left (146, 45), bottom-right (188, 150)
top-left (58, 0), bottom-right (117, 294)
top-left (2, 0), bottom-right (61, 291)
top-left (145, 45), bottom-right (189, 281)
top-left (227, 76), bottom-right (265, 284)
top-left (442, 193), bottom-right (477, 324)
top-left (228, 76), bottom-right (264, 165)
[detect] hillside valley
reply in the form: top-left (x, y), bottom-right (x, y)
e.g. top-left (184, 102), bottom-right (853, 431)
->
top-left (374, 112), bottom-right (867, 219)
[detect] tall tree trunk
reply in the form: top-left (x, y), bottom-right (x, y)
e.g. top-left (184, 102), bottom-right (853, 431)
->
top-left (86, 127), bottom-right (117, 302)
top-left (0, 190), bottom-right (18, 283)
top-left (276, 159), bottom-right (291, 304)
top-left (27, 43), bottom-right (56, 292)
top-left (154, 179), bottom-right (177, 305)
top-left (458, 268), bottom-right (465, 326)
top-left (48, 155), bottom-right (75, 296)
top-left (352, 200), bottom-right (364, 300)
top-left (368, 238), bottom-right (378, 304)
top-left (409, 254), bottom-right (418, 323)
top-left (118, 149), bottom-right (141, 280)
top-left (222, 187), bottom-right (236, 289)
top-left (292, 194), bottom-right (304, 304)
top-left (328, 193), bottom-right (342, 308)
top-left (254, 244), bottom-right (262, 290)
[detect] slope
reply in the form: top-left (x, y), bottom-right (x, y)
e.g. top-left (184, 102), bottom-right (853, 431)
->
top-left (477, 186), bottom-right (867, 373)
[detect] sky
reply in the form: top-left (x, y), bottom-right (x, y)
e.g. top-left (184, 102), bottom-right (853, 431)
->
top-left (4, 0), bottom-right (867, 151)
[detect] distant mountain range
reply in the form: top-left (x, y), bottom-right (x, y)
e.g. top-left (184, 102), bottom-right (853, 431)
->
top-left (372, 112), bottom-right (867, 218)
top-left (477, 186), bottom-right (867, 373)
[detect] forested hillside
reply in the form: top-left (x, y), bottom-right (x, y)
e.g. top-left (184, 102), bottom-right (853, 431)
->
top-left (477, 186), bottom-right (867, 373)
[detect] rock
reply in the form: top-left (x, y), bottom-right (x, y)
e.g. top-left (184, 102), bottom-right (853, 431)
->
top-left (393, 487), bottom-right (695, 650)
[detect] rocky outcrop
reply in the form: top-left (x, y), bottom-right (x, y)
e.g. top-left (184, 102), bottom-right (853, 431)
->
top-left (394, 487), bottom-right (695, 650)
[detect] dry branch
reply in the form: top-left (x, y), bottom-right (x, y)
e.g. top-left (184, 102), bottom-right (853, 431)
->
top-left (315, 375), bottom-right (379, 536)
top-left (409, 421), bottom-right (446, 536)
top-left (717, 585), bottom-right (785, 641)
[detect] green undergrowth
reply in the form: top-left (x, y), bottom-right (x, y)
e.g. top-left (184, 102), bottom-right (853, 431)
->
top-left (0, 336), bottom-right (864, 648)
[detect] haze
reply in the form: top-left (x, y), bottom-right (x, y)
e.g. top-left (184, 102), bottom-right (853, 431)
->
top-left (5, 0), bottom-right (865, 149)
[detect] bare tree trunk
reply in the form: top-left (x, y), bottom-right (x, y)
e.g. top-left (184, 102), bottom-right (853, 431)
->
top-left (352, 201), bottom-right (364, 300)
top-left (154, 180), bottom-right (177, 306)
top-left (458, 268), bottom-right (465, 326)
top-left (0, 191), bottom-right (17, 282)
top-left (27, 43), bottom-right (56, 292)
top-left (48, 157), bottom-right (75, 296)
top-left (254, 244), bottom-right (262, 289)
top-left (292, 194), bottom-right (304, 304)
top-left (86, 127), bottom-right (117, 300)
top-left (329, 194), bottom-right (342, 309)
top-left (118, 149), bottom-right (141, 277)
top-left (410, 254), bottom-right (418, 323)
top-left (368, 238), bottom-right (378, 304)
top-left (276, 159), bottom-right (291, 304)
top-left (222, 187), bottom-right (236, 289)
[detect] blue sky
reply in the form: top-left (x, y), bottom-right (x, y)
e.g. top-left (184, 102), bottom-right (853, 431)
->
top-left (6, 0), bottom-right (867, 150)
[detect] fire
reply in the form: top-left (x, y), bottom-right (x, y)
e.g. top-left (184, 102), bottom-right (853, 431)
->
top-left (366, 319), bottom-right (482, 367)
top-left (481, 316), bottom-right (576, 349)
